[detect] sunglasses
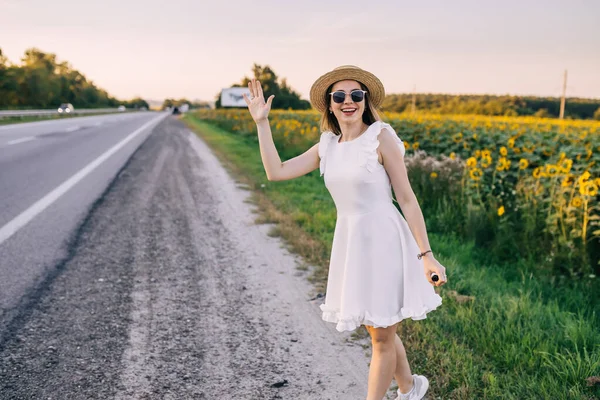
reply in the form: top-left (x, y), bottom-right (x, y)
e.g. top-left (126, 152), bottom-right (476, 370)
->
top-left (329, 89), bottom-right (367, 104)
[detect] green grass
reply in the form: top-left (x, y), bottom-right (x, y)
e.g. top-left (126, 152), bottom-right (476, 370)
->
top-left (184, 114), bottom-right (600, 400)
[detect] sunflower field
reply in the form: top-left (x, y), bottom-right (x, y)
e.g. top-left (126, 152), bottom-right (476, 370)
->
top-left (193, 109), bottom-right (600, 278)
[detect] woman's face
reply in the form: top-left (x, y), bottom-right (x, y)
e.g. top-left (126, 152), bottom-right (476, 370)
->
top-left (329, 80), bottom-right (365, 124)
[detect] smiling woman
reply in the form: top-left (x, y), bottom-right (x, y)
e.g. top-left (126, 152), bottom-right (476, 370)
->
top-left (243, 65), bottom-right (447, 400)
top-left (318, 80), bottom-right (379, 141)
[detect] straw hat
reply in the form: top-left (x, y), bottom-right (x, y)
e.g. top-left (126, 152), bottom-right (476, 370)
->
top-left (309, 65), bottom-right (385, 113)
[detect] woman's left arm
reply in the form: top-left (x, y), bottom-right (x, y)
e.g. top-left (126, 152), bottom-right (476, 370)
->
top-left (377, 129), bottom-right (448, 287)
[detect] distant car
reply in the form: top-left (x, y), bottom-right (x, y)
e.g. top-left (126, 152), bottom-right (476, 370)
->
top-left (57, 103), bottom-right (74, 114)
top-left (117, 105), bottom-right (126, 112)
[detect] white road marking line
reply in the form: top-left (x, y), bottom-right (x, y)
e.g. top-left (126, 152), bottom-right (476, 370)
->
top-left (6, 136), bottom-right (35, 145)
top-left (65, 126), bottom-right (80, 132)
top-left (0, 113), bottom-right (167, 246)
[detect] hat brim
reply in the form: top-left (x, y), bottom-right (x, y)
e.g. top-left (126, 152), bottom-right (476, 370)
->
top-left (309, 66), bottom-right (385, 113)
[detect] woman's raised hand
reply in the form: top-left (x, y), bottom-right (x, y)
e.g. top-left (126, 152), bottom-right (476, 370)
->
top-left (243, 79), bottom-right (275, 123)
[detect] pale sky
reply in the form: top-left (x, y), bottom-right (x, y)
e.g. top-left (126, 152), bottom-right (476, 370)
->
top-left (1, 0), bottom-right (599, 102)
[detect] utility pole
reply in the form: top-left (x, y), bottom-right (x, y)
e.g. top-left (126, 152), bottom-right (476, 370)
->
top-left (559, 69), bottom-right (567, 119)
top-left (411, 85), bottom-right (416, 114)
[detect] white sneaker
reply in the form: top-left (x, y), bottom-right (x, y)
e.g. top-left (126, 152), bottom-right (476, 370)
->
top-left (394, 374), bottom-right (429, 400)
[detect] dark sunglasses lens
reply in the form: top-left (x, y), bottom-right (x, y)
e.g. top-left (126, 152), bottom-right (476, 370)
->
top-left (351, 91), bottom-right (365, 102)
top-left (332, 92), bottom-right (346, 103)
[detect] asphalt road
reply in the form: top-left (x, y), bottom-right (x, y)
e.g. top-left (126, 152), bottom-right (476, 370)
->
top-left (0, 112), bottom-right (168, 333)
top-left (0, 117), bottom-right (380, 399)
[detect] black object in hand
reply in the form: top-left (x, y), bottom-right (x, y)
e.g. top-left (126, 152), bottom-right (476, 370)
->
top-left (431, 273), bottom-right (439, 282)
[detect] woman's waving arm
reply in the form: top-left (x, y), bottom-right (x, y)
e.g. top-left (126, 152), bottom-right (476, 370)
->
top-left (244, 79), bottom-right (320, 181)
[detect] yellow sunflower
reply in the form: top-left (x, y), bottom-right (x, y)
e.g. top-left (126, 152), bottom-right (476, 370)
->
top-left (578, 171), bottom-right (591, 185)
top-left (562, 175), bottom-right (573, 187)
top-left (481, 156), bottom-right (492, 168)
top-left (560, 159), bottom-right (573, 174)
top-left (582, 182), bottom-right (599, 197)
top-left (496, 157), bottom-right (511, 171)
top-left (466, 157), bottom-right (477, 168)
top-left (498, 206), bottom-right (505, 216)
top-left (519, 159), bottom-right (529, 170)
top-left (522, 143), bottom-right (535, 153)
top-left (545, 165), bottom-right (559, 177)
top-left (469, 168), bottom-right (483, 181)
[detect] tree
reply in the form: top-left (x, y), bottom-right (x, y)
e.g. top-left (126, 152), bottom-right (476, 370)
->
top-left (594, 107), bottom-right (600, 121)
top-left (241, 64), bottom-right (279, 98)
top-left (162, 98), bottom-right (191, 109)
top-left (379, 93), bottom-right (600, 119)
top-left (534, 108), bottom-right (551, 118)
top-left (0, 48), bottom-right (144, 109)
top-left (0, 48), bottom-right (7, 69)
top-left (217, 64), bottom-right (309, 109)
top-left (278, 78), bottom-right (310, 110)
top-left (0, 48), bottom-right (16, 107)
top-left (126, 97), bottom-right (149, 109)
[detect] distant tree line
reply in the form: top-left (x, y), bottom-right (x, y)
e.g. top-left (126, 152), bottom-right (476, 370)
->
top-left (0, 48), bottom-right (148, 109)
top-left (216, 64), bottom-right (310, 110)
top-left (215, 65), bottom-right (600, 119)
top-left (161, 98), bottom-right (211, 109)
top-left (381, 93), bottom-right (600, 120)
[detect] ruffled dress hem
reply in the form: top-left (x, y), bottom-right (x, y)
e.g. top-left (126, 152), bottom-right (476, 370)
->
top-left (320, 296), bottom-right (443, 332)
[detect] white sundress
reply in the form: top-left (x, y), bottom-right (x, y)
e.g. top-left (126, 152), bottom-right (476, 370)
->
top-left (318, 120), bottom-right (443, 332)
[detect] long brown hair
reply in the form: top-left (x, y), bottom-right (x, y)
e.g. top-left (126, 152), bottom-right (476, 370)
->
top-left (319, 81), bottom-right (381, 136)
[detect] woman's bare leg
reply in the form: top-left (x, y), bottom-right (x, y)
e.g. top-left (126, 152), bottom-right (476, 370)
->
top-left (365, 324), bottom-right (398, 400)
top-left (393, 333), bottom-right (415, 394)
